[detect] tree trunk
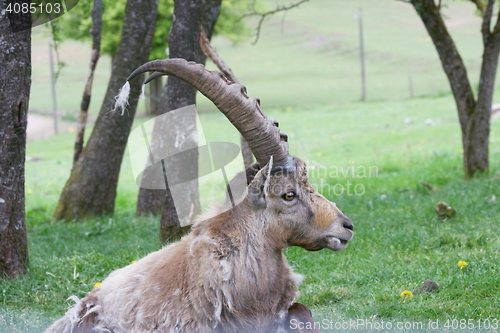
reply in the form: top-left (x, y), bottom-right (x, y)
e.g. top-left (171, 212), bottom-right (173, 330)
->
top-left (73, 0), bottom-right (103, 166)
top-left (136, 0), bottom-right (222, 226)
top-left (464, 9), bottom-right (500, 176)
top-left (0, 1), bottom-right (31, 278)
top-left (411, 0), bottom-right (500, 177)
top-left (240, 138), bottom-right (254, 169)
top-left (145, 76), bottom-right (163, 116)
top-left (53, 0), bottom-right (159, 221)
top-left (158, 0), bottom-right (222, 242)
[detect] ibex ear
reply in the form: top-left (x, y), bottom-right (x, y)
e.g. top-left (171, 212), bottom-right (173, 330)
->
top-left (248, 157), bottom-right (273, 208)
top-left (245, 162), bottom-right (261, 185)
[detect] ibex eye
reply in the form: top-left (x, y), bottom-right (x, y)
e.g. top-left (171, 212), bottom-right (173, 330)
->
top-left (283, 191), bottom-right (295, 201)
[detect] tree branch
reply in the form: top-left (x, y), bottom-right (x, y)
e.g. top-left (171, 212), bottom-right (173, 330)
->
top-left (73, 0), bottom-right (103, 165)
top-left (481, 0), bottom-right (495, 42)
top-left (492, 4), bottom-right (500, 37)
top-left (239, 0), bottom-right (309, 44)
top-left (410, 0), bottom-right (476, 134)
top-left (470, 0), bottom-right (487, 16)
top-left (199, 26), bottom-right (239, 83)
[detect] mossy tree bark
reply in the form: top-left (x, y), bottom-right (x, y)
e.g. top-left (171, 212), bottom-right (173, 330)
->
top-left (411, 0), bottom-right (500, 178)
top-left (0, 1), bottom-right (31, 278)
top-left (135, 0), bottom-right (222, 230)
top-left (53, 0), bottom-right (159, 221)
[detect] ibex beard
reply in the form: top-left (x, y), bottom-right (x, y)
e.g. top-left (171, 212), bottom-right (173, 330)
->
top-left (45, 59), bottom-right (353, 333)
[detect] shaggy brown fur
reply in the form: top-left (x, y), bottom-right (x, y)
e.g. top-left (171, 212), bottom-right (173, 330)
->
top-left (45, 157), bottom-right (353, 333)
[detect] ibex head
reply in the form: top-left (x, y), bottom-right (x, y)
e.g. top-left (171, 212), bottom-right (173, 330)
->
top-left (119, 58), bottom-right (354, 252)
top-left (246, 157), bottom-right (353, 252)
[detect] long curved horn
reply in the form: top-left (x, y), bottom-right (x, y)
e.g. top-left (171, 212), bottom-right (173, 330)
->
top-left (123, 58), bottom-right (293, 169)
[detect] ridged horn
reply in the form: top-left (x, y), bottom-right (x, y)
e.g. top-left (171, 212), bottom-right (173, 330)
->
top-left (126, 58), bottom-right (293, 169)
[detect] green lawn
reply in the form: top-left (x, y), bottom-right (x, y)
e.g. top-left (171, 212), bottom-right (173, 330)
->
top-left (3, 94), bottom-right (499, 332)
top-left (3, 0), bottom-right (500, 332)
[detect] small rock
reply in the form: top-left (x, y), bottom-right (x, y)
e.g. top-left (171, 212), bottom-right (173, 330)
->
top-left (413, 279), bottom-right (439, 294)
top-left (424, 119), bottom-right (436, 126)
top-left (436, 201), bottom-right (455, 219)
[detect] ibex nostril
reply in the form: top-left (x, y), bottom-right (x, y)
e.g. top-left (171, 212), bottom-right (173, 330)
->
top-left (343, 218), bottom-right (354, 231)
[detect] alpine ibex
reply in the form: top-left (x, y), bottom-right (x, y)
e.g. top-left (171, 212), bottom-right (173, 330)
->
top-left (45, 59), bottom-right (354, 333)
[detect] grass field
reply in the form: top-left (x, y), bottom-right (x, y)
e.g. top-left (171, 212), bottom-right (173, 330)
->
top-left (3, 0), bottom-right (500, 332)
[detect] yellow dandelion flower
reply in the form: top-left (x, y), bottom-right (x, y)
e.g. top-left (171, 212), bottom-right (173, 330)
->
top-left (94, 282), bottom-right (101, 287)
top-left (131, 261), bottom-right (136, 264)
top-left (317, 152), bottom-right (323, 157)
top-left (458, 261), bottom-right (468, 269)
top-left (401, 290), bottom-right (413, 303)
top-left (27, 189), bottom-right (33, 194)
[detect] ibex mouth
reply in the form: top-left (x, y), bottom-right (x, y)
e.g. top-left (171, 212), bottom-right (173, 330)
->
top-left (325, 236), bottom-right (350, 251)
top-left (323, 216), bottom-right (354, 250)
top-left (327, 233), bottom-right (353, 242)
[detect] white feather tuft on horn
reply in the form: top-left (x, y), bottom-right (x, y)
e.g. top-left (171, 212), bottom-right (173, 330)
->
top-left (113, 81), bottom-right (131, 115)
